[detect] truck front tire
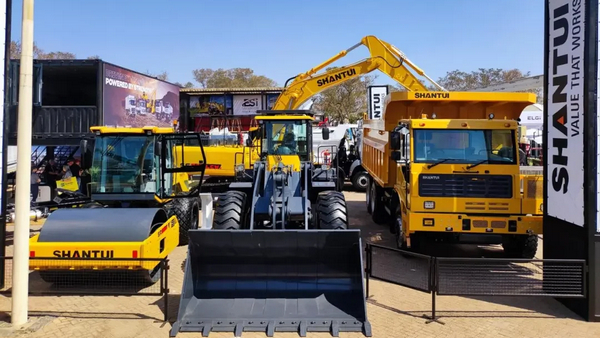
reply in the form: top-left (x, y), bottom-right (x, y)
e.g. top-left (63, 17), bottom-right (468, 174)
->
top-left (502, 234), bottom-right (538, 259)
top-left (351, 171), bottom-right (369, 192)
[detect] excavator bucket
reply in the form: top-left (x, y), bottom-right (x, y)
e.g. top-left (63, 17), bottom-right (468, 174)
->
top-left (171, 229), bottom-right (372, 337)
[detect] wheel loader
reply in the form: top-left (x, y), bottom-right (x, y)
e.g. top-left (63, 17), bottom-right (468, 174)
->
top-left (172, 110), bottom-right (372, 337)
top-left (28, 126), bottom-right (207, 285)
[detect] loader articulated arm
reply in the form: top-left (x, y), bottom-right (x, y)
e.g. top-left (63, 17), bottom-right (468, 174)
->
top-left (273, 35), bottom-right (446, 110)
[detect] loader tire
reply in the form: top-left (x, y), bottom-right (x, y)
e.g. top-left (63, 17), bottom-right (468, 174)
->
top-left (170, 198), bottom-right (200, 246)
top-left (316, 191), bottom-right (348, 230)
top-left (213, 190), bottom-right (247, 230)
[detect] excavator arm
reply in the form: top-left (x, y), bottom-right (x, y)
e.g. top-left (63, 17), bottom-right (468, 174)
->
top-left (273, 35), bottom-right (446, 110)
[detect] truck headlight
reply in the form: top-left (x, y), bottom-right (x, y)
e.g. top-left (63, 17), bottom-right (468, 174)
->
top-left (235, 164), bottom-right (245, 173)
top-left (539, 203), bottom-right (543, 212)
top-left (424, 201), bottom-right (435, 209)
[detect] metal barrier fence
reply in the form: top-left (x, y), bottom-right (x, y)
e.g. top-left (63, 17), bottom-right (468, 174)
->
top-left (0, 256), bottom-right (170, 321)
top-left (365, 243), bottom-right (587, 323)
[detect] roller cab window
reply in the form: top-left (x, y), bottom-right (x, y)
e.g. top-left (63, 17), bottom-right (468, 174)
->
top-left (90, 135), bottom-right (156, 193)
top-left (413, 129), bottom-right (516, 165)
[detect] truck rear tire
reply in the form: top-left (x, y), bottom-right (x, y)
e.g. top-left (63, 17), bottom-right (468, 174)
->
top-left (170, 198), bottom-right (200, 245)
top-left (365, 176), bottom-right (373, 214)
top-left (369, 181), bottom-right (387, 225)
top-left (316, 191), bottom-right (348, 230)
top-left (502, 234), bottom-right (538, 259)
top-left (351, 171), bottom-right (369, 192)
top-left (213, 190), bottom-right (247, 230)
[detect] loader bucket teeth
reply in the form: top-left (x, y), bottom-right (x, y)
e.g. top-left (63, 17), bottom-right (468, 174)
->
top-left (171, 229), bottom-right (372, 337)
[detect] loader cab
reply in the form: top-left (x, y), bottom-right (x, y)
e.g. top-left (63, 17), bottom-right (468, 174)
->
top-left (88, 127), bottom-right (206, 206)
top-left (254, 112), bottom-right (314, 163)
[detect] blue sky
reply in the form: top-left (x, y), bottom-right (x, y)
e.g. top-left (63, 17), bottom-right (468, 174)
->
top-left (10, 0), bottom-right (544, 88)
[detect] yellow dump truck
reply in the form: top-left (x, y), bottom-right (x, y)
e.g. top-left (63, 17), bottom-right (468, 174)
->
top-left (362, 91), bottom-right (543, 258)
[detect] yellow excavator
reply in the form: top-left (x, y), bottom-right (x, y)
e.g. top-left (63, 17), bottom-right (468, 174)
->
top-left (192, 35), bottom-right (445, 191)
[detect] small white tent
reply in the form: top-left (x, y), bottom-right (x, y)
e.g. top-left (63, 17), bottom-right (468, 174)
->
top-left (520, 104), bottom-right (543, 144)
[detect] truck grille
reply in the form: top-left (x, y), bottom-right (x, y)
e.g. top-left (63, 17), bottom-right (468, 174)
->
top-left (418, 174), bottom-right (513, 199)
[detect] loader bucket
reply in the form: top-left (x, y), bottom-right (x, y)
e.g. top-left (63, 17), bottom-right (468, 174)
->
top-left (171, 229), bottom-right (372, 337)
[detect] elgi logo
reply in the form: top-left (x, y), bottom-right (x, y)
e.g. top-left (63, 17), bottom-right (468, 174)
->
top-left (242, 98), bottom-right (258, 107)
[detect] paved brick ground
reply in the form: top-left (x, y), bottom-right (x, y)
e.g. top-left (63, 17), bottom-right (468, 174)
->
top-left (0, 190), bottom-right (599, 337)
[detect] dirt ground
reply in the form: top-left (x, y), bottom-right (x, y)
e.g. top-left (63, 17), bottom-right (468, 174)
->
top-left (0, 190), bottom-right (599, 338)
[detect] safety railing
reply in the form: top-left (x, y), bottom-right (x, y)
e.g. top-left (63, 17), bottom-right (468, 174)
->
top-left (364, 243), bottom-right (587, 323)
top-left (0, 256), bottom-right (170, 322)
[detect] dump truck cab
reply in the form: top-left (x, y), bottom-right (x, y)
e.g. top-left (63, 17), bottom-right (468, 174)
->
top-left (362, 91), bottom-right (543, 258)
top-left (29, 126), bottom-right (207, 284)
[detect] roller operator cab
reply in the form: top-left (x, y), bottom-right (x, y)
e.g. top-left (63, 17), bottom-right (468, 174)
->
top-left (362, 91), bottom-right (543, 259)
top-left (28, 126), bottom-right (207, 285)
top-left (171, 110), bottom-right (372, 338)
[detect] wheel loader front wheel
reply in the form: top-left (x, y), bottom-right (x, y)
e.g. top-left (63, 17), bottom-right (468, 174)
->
top-left (316, 191), bottom-right (348, 230)
top-left (213, 190), bottom-right (247, 230)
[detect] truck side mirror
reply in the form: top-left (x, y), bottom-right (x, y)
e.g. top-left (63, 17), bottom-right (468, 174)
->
top-left (322, 127), bottom-right (330, 140)
top-left (390, 131), bottom-right (401, 150)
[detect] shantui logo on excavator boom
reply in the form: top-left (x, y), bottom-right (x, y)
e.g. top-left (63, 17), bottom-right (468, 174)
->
top-left (317, 68), bottom-right (357, 86)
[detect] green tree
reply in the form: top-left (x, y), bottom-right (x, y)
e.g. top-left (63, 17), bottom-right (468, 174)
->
top-left (312, 67), bottom-right (376, 123)
top-left (436, 68), bottom-right (542, 103)
top-left (145, 70), bottom-right (168, 81)
top-left (437, 68), bottom-right (530, 91)
top-left (192, 67), bottom-right (278, 88)
top-left (10, 40), bottom-right (98, 60)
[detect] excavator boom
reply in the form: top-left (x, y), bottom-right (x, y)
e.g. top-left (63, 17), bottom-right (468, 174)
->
top-left (274, 35), bottom-right (445, 110)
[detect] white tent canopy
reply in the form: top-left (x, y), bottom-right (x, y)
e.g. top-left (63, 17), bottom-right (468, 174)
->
top-left (520, 104), bottom-right (543, 144)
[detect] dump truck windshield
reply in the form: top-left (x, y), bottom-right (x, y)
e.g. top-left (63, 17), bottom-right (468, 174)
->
top-left (262, 120), bottom-right (309, 160)
top-left (413, 129), bottom-right (516, 165)
top-left (90, 135), bottom-right (156, 193)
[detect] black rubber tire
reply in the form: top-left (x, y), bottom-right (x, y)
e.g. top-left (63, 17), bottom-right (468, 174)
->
top-left (502, 234), bottom-right (538, 259)
top-left (370, 181), bottom-right (388, 225)
top-left (39, 271), bottom-right (63, 284)
top-left (213, 190), bottom-right (247, 230)
top-left (365, 176), bottom-right (373, 214)
top-left (138, 262), bottom-right (162, 285)
top-left (315, 191), bottom-right (349, 230)
top-left (82, 202), bottom-right (103, 208)
top-left (351, 171), bottom-right (369, 192)
top-left (170, 198), bottom-right (200, 245)
top-left (337, 168), bottom-right (345, 192)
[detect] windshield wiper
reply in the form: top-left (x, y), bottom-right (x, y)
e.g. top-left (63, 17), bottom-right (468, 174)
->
top-left (426, 158), bottom-right (453, 169)
top-left (466, 159), bottom-right (488, 170)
